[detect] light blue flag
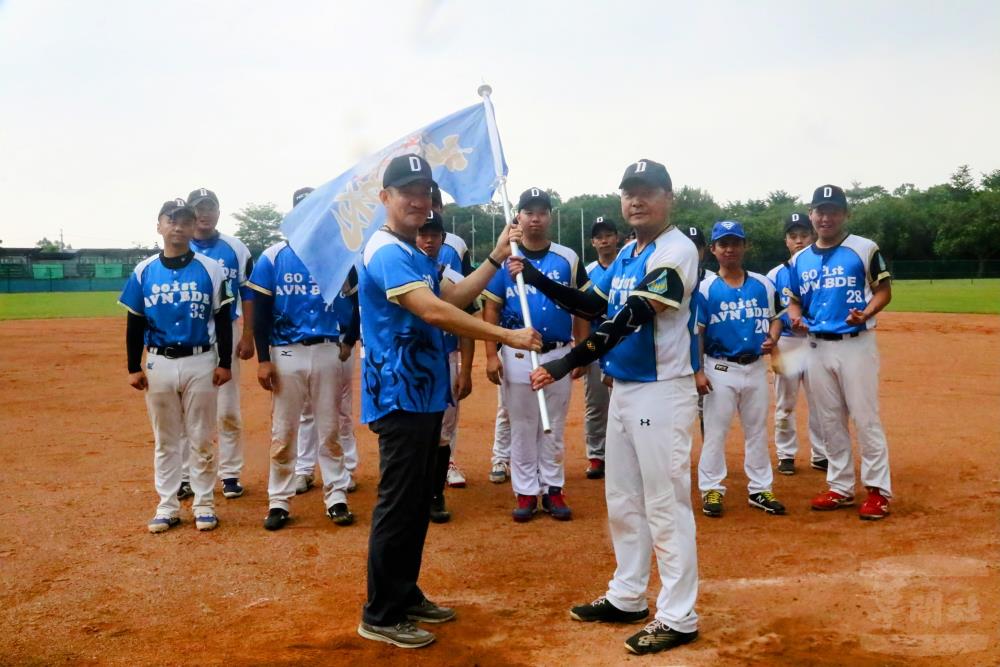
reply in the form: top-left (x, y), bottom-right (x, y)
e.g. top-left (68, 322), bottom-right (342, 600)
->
top-left (281, 102), bottom-right (507, 304)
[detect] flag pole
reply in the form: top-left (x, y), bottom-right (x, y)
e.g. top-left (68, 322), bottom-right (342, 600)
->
top-left (478, 84), bottom-right (552, 433)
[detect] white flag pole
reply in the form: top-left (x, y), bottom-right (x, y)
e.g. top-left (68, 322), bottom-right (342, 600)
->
top-left (478, 84), bottom-right (552, 433)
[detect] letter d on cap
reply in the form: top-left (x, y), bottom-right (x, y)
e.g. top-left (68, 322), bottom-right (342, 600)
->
top-left (635, 161), bottom-right (647, 173)
top-left (408, 156), bottom-right (422, 172)
top-left (823, 186), bottom-right (833, 198)
top-left (531, 188), bottom-right (540, 197)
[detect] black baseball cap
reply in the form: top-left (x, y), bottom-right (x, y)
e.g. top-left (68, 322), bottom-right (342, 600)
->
top-left (169, 203), bottom-right (196, 222)
top-left (419, 210), bottom-right (445, 234)
top-left (810, 184), bottom-right (848, 210)
top-left (683, 225), bottom-right (706, 248)
top-left (293, 187), bottom-right (314, 207)
top-left (430, 183), bottom-right (444, 210)
top-left (517, 187), bottom-right (552, 211)
top-left (158, 198), bottom-right (187, 218)
top-left (784, 212), bottom-right (812, 233)
top-left (383, 154), bottom-right (435, 189)
top-left (590, 216), bottom-right (618, 237)
top-left (187, 188), bottom-right (219, 207)
top-left (619, 159), bottom-right (672, 191)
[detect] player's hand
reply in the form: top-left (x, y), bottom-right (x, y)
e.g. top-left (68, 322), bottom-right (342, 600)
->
top-left (486, 356), bottom-right (503, 385)
top-left (338, 342), bottom-right (353, 362)
top-left (237, 334), bottom-right (255, 361)
top-left (257, 361), bottom-right (278, 391)
top-left (128, 371), bottom-right (147, 391)
top-left (530, 366), bottom-right (555, 391)
top-left (570, 366), bottom-right (586, 380)
top-left (845, 308), bottom-right (869, 326)
top-left (456, 370), bottom-right (473, 400)
top-left (213, 367), bottom-right (232, 387)
top-left (761, 335), bottom-right (776, 354)
top-left (790, 315), bottom-right (809, 334)
top-left (695, 370), bottom-right (712, 395)
top-left (507, 256), bottom-right (525, 280)
top-left (503, 327), bottom-right (542, 352)
top-left (602, 373), bottom-right (614, 388)
top-left (491, 223), bottom-right (523, 261)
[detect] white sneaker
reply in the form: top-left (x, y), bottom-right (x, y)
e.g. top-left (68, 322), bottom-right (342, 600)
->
top-left (195, 512), bottom-right (219, 531)
top-left (446, 461), bottom-right (466, 488)
top-left (489, 461), bottom-right (510, 484)
top-left (294, 473), bottom-right (314, 495)
top-left (148, 515), bottom-right (180, 534)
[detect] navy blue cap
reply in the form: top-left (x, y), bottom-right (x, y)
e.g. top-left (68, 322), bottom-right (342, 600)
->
top-left (684, 225), bottom-right (706, 248)
top-left (419, 210), bottom-right (445, 233)
top-left (710, 220), bottom-right (746, 242)
top-left (619, 159), bottom-right (672, 191)
top-left (158, 198), bottom-right (187, 218)
top-left (784, 212), bottom-right (812, 233)
top-left (517, 187), bottom-right (552, 211)
top-left (187, 188), bottom-right (219, 207)
top-left (293, 187), bottom-right (314, 207)
top-left (590, 216), bottom-right (618, 237)
top-left (383, 154), bottom-right (435, 189)
top-left (810, 185), bottom-right (848, 210)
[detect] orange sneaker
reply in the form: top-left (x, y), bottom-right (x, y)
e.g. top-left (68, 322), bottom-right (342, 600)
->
top-left (811, 489), bottom-right (855, 511)
top-left (859, 487), bottom-right (890, 520)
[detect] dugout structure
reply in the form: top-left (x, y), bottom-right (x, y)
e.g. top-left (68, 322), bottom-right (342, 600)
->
top-left (0, 247), bottom-right (154, 293)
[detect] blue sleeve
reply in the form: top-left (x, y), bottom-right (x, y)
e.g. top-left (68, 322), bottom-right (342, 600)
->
top-left (248, 253), bottom-right (276, 295)
top-left (786, 260), bottom-right (801, 301)
top-left (688, 300), bottom-right (701, 372)
top-left (367, 245), bottom-right (428, 301)
top-left (694, 290), bottom-right (708, 328)
top-left (482, 266), bottom-right (507, 303)
top-left (592, 261), bottom-right (615, 299)
top-left (118, 271), bottom-right (144, 316)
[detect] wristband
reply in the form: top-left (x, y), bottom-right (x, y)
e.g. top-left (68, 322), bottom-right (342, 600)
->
top-left (487, 255), bottom-right (501, 269)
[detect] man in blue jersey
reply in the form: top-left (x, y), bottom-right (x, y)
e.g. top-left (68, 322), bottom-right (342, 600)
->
top-left (483, 187), bottom-right (589, 523)
top-left (786, 185), bottom-right (893, 520)
top-left (248, 188), bottom-right (358, 531)
top-left (120, 200), bottom-right (233, 534)
top-left (581, 217), bottom-right (620, 480)
top-left (766, 213), bottom-right (826, 475)
top-left (184, 188), bottom-right (255, 499)
top-left (695, 221), bottom-right (786, 518)
top-left (356, 154), bottom-right (540, 649)
top-left (512, 159), bottom-right (701, 655)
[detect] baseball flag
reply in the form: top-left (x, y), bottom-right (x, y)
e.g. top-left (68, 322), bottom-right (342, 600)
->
top-left (281, 103), bottom-right (507, 304)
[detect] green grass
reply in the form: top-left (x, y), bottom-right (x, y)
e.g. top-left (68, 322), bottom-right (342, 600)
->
top-left (887, 279), bottom-right (1000, 314)
top-left (0, 280), bottom-right (998, 320)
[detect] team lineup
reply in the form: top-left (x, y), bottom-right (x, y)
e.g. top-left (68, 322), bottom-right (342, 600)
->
top-left (120, 156), bottom-right (894, 656)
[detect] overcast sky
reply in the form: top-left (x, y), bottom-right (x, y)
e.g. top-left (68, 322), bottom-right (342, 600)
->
top-left (1, 0), bottom-right (998, 249)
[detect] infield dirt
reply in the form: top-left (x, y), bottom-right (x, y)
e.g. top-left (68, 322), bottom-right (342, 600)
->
top-left (1, 313), bottom-right (997, 667)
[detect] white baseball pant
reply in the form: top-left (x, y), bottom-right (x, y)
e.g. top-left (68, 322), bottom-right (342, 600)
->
top-left (440, 350), bottom-right (461, 453)
top-left (773, 335), bottom-right (826, 463)
top-left (145, 350), bottom-right (218, 518)
top-left (698, 357), bottom-right (774, 496)
top-left (491, 385), bottom-right (511, 466)
top-left (807, 332), bottom-right (892, 497)
top-left (268, 342), bottom-right (352, 511)
top-left (604, 377), bottom-right (699, 634)
top-left (295, 350), bottom-right (358, 476)
top-left (583, 361), bottom-right (609, 460)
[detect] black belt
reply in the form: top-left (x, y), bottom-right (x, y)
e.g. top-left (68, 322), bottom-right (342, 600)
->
top-left (540, 341), bottom-right (570, 353)
top-left (713, 353), bottom-right (760, 365)
top-left (147, 345), bottom-right (207, 359)
top-left (811, 332), bottom-right (861, 341)
top-left (300, 337), bottom-right (337, 346)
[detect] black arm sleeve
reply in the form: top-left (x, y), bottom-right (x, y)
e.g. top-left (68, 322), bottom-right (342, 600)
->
top-left (519, 260), bottom-right (607, 320)
top-left (215, 302), bottom-right (233, 369)
top-left (461, 250), bottom-right (473, 277)
top-left (252, 291), bottom-right (274, 362)
top-left (126, 312), bottom-right (147, 373)
top-left (542, 294), bottom-right (657, 381)
top-left (342, 290), bottom-right (361, 346)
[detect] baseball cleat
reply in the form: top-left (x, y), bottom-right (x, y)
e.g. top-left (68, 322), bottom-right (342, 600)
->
top-left (176, 481), bottom-right (194, 500)
top-left (446, 461), bottom-right (466, 488)
top-left (357, 621), bottom-right (435, 649)
top-left (221, 478), bottom-right (244, 499)
top-left (347, 475), bottom-right (358, 493)
top-left (624, 620), bottom-right (698, 655)
top-left (294, 474), bottom-right (314, 495)
top-left (489, 461), bottom-right (510, 484)
top-left (811, 489), bottom-right (855, 511)
top-left (749, 491), bottom-right (787, 515)
top-left (147, 515), bottom-right (180, 534)
top-left (810, 458), bottom-right (829, 472)
top-left (429, 495), bottom-right (451, 524)
top-left (195, 513), bottom-right (219, 531)
top-left (263, 508), bottom-right (289, 531)
top-left (776, 459), bottom-right (795, 475)
top-left (327, 502), bottom-right (355, 526)
top-left (859, 487), bottom-right (890, 520)
top-left (512, 494), bottom-right (537, 522)
top-left (702, 490), bottom-right (724, 517)
top-left (541, 486), bottom-right (573, 520)
top-left (405, 598), bottom-right (456, 624)
top-left (570, 596), bottom-right (649, 624)
top-left (585, 458), bottom-right (606, 480)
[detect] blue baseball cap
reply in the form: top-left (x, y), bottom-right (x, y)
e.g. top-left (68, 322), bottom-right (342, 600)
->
top-left (710, 220), bottom-right (746, 242)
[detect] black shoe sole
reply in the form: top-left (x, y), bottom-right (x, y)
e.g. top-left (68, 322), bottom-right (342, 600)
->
top-left (748, 500), bottom-right (786, 515)
top-left (624, 630), bottom-right (698, 655)
top-left (570, 609), bottom-right (649, 624)
top-left (357, 623), bottom-right (435, 649)
top-left (329, 514), bottom-right (355, 526)
top-left (263, 519), bottom-right (288, 531)
top-left (810, 461), bottom-right (829, 471)
top-left (702, 507), bottom-right (723, 517)
top-left (429, 513), bottom-right (451, 524)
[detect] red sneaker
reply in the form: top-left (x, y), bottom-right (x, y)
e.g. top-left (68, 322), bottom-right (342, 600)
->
top-left (512, 494), bottom-right (537, 523)
top-left (542, 486), bottom-right (573, 521)
top-left (859, 488), bottom-right (890, 520)
top-left (811, 489), bottom-right (855, 511)
top-left (585, 458), bottom-right (605, 480)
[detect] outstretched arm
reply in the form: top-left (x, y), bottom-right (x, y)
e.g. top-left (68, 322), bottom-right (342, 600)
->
top-left (506, 256), bottom-right (607, 320)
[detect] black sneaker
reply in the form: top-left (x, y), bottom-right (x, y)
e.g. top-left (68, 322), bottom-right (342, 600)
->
top-left (748, 491), bottom-right (786, 515)
top-left (263, 508), bottom-right (289, 531)
top-left (624, 619), bottom-right (698, 655)
top-left (222, 478), bottom-right (244, 498)
top-left (405, 598), bottom-right (456, 624)
top-left (177, 481), bottom-right (194, 500)
top-left (702, 490), bottom-right (724, 517)
top-left (570, 596), bottom-right (649, 624)
top-left (811, 458), bottom-right (829, 471)
top-left (429, 495), bottom-right (451, 524)
top-left (357, 621), bottom-right (434, 649)
top-left (777, 458), bottom-right (795, 475)
top-left (327, 503), bottom-right (355, 526)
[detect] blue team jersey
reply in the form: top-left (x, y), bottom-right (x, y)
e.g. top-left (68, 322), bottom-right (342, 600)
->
top-left (359, 229), bottom-right (451, 423)
top-left (787, 235), bottom-right (890, 335)
top-left (331, 283), bottom-right (357, 335)
top-left (696, 271), bottom-right (780, 358)
top-left (483, 243), bottom-right (586, 344)
top-left (190, 232), bottom-right (253, 320)
top-left (592, 226), bottom-right (699, 382)
top-left (247, 241), bottom-right (354, 346)
top-left (766, 262), bottom-right (797, 337)
top-left (119, 252), bottom-right (233, 347)
top-left (443, 233), bottom-right (472, 276)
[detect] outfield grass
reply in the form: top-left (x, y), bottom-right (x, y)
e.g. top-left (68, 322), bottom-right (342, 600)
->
top-left (0, 280), bottom-right (998, 320)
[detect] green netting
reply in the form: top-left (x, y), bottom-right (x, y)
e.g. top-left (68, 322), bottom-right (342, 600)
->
top-left (32, 264), bottom-right (64, 279)
top-left (94, 264), bottom-right (124, 278)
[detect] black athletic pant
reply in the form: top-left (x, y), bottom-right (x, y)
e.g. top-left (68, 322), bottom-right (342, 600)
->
top-left (362, 409), bottom-right (443, 626)
top-left (432, 443), bottom-right (452, 500)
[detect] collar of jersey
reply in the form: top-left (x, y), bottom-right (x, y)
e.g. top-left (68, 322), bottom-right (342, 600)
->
top-left (520, 243), bottom-right (551, 260)
top-left (191, 233), bottom-right (220, 249)
top-left (380, 225), bottom-right (421, 251)
top-left (160, 250), bottom-right (195, 269)
top-left (811, 233), bottom-right (851, 255)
